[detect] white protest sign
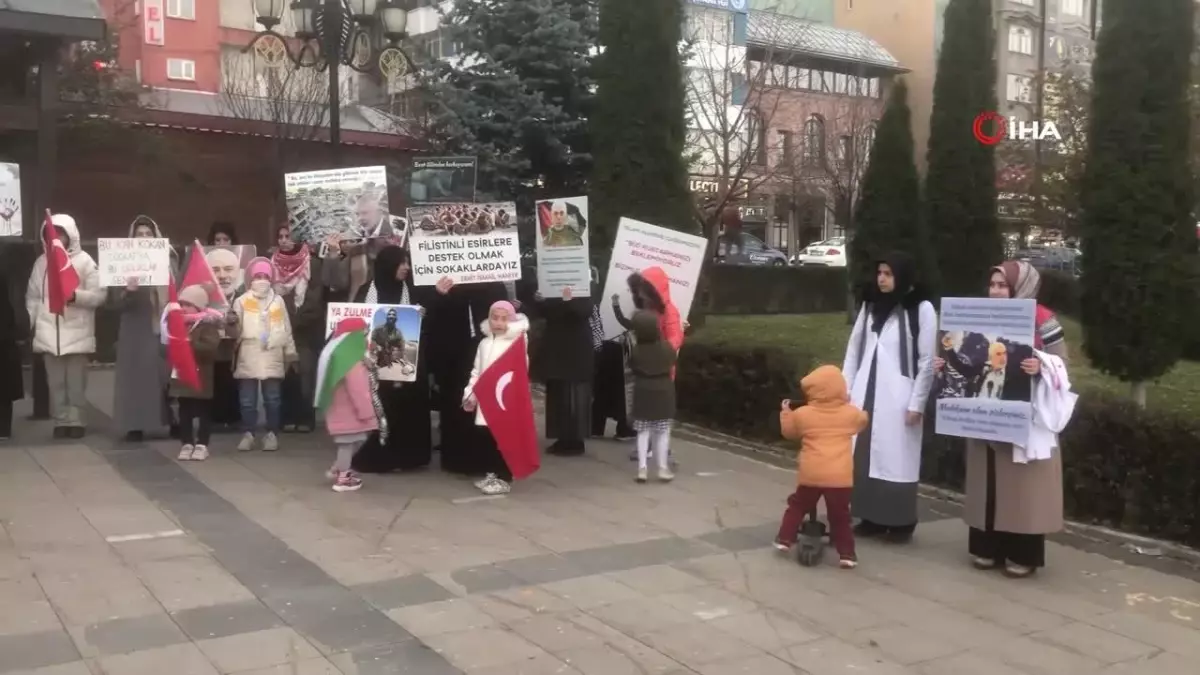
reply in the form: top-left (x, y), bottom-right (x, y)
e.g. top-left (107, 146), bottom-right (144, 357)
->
top-left (407, 202), bottom-right (522, 286)
top-left (934, 297), bottom-right (1037, 447)
top-left (97, 238), bottom-right (171, 287)
top-left (599, 218), bottom-right (707, 340)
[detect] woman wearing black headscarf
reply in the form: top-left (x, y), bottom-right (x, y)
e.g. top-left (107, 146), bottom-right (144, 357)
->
top-left (841, 252), bottom-right (937, 542)
top-left (351, 246), bottom-right (434, 471)
top-left (206, 222), bottom-right (242, 429)
top-left (0, 247), bottom-right (25, 440)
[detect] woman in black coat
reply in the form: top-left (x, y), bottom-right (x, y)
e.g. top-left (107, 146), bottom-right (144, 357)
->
top-left (529, 285), bottom-right (594, 456)
top-left (351, 246), bottom-right (435, 472)
top-left (0, 250), bottom-right (25, 440)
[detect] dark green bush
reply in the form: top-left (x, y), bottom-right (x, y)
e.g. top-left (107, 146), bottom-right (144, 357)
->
top-left (704, 265), bottom-right (848, 315)
top-left (676, 341), bottom-right (1200, 548)
top-left (1037, 269), bottom-right (1082, 317)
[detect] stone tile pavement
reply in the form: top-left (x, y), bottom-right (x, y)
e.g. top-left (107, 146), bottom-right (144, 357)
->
top-left (0, 371), bottom-right (1197, 674)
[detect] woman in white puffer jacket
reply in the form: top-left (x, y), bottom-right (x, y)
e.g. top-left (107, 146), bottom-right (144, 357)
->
top-left (25, 213), bottom-right (106, 438)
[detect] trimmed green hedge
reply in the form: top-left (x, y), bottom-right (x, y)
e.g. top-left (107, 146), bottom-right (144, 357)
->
top-left (704, 265), bottom-right (848, 315)
top-left (676, 340), bottom-right (1200, 549)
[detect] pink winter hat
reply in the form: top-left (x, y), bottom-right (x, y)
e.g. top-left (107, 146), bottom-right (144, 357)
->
top-left (490, 300), bottom-right (516, 317)
top-left (246, 256), bottom-right (275, 281)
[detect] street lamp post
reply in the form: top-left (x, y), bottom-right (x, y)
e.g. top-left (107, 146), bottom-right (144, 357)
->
top-left (247, 0), bottom-right (414, 159)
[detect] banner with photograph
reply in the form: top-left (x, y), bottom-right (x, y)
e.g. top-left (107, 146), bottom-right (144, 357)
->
top-left (183, 244), bottom-right (257, 304)
top-left (934, 297), bottom-right (1038, 446)
top-left (600, 217), bottom-right (707, 340)
top-left (408, 156), bottom-right (477, 204)
top-left (326, 302), bottom-right (422, 382)
top-left (407, 202), bottom-right (522, 286)
top-left (0, 162), bottom-right (21, 238)
top-left (97, 238), bottom-right (172, 287)
top-left (285, 166), bottom-right (389, 246)
top-left (535, 196), bottom-right (591, 296)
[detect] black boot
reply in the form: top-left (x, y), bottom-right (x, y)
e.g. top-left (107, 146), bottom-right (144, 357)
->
top-left (125, 430), bottom-right (144, 443)
top-left (547, 439), bottom-right (585, 457)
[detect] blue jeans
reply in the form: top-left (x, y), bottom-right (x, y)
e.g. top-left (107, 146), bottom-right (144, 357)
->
top-left (237, 378), bottom-right (282, 433)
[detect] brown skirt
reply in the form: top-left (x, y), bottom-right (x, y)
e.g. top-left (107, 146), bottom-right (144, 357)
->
top-left (964, 439), bottom-right (1064, 535)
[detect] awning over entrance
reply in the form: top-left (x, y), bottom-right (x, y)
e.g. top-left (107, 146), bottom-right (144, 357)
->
top-left (0, 0), bottom-right (105, 41)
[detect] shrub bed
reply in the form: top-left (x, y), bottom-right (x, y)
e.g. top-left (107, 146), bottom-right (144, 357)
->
top-left (676, 340), bottom-right (1200, 549)
top-left (704, 265), bottom-right (848, 315)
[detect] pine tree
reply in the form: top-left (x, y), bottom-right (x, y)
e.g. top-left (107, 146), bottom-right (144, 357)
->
top-left (589, 0), bottom-right (693, 249)
top-left (1079, 0), bottom-right (1197, 406)
top-left (924, 0), bottom-right (1001, 296)
top-left (849, 79), bottom-right (926, 289)
top-left (427, 0), bottom-right (595, 200)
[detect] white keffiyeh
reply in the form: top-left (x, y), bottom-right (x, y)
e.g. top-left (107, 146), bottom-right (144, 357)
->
top-left (363, 281), bottom-right (409, 306)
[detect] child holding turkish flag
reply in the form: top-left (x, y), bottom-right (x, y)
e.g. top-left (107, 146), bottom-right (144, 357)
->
top-left (164, 285), bottom-right (224, 462)
top-left (25, 213), bottom-right (105, 439)
top-left (462, 301), bottom-right (531, 495)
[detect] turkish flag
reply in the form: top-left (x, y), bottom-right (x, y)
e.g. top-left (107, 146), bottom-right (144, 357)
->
top-left (472, 334), bottom-right (540, 480)
top-left (42, 210), bottom-right (80, 316)
top-left (180, 240), bottom-right (228, 309)
top-left (164, 276), bottom-right (201, 391)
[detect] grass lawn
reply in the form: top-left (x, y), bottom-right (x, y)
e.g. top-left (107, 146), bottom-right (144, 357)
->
top-left (692, 313), bottom-right (1200, 417)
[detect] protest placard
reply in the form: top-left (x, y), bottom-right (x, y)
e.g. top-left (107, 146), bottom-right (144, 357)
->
top-left (0, 162), bottom-right (21, 238)
top-left (599, 217), bottom-right (707, 340)
top-left (408, 156), bottom-right (477, 203)
top-left (285, 166), bottom-right (389, 246)
top-left (97, 238), bottom-right (172, 287)
top-left (934, 297), bottom-right (1037, 446)
top-left (535, 196), bottom-right (591, 296)
top-left (326, 302), bottom-right (422, 382)
top-left (407, 202), bottom-right (521, 286)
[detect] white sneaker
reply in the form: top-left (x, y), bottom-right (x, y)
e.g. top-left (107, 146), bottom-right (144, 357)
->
top-left (474, 473), bottom-right (498, 489)
top-left (191, 445), bottom-right (209, 461)
top-left (480, 478), bottom-right (511, 495)
top-left (658, 467), bottom-right (675, 482)
top-left (636, 467), bottom-right (648, 483)
top-left (177, 444), bottom-right (194, 461)
top-left (262, 432), bottom-right (279, 452)
top-left (237, 432), bottom-right (256, 452)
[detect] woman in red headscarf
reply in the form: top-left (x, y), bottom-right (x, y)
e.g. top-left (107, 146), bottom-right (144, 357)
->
top-left (272, 222), bottom-right (324, 432)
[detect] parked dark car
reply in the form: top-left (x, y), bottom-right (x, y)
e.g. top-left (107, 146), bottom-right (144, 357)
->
top-left (1015, 246), bottom-right (1081, 276)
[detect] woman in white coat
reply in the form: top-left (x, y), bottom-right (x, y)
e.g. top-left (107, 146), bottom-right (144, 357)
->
top-left (842, 251), bottom-right (937, 542)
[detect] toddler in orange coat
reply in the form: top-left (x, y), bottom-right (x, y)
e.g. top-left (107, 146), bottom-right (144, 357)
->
top-left (774, 364), bottom-right (869, 568)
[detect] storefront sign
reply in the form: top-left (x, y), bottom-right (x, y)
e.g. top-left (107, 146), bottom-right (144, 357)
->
top-left (144, 0), bottom-right (165, 46)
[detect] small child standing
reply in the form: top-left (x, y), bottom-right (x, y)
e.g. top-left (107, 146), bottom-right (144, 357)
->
top-left (774, 364), bottom-right (869, 569)
top-left (232, 257), bottom-right (297, 452)
top-left (316, 317), bottom-right (387, 492)
top-left (167, 285), bottom-right (225, 461)
top-left (629, 310), bottom-right (677, 483)
top-left (463, 301), bottom-right (529, 495)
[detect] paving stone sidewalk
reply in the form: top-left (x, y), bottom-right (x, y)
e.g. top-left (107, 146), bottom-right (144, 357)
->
top-left (0, 371), bottom-right (1197, 674)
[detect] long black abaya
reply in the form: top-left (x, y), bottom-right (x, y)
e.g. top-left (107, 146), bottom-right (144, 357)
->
top-left (425, 281), bottom-right (508, 475)
top-left (351, 247), bottom-right (433, 472)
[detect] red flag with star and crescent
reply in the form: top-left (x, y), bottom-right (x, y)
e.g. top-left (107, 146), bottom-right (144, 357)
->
top-left (164, 276), bottom-right (202, 392)
top-left (471, 334), bottom-right (540, 480)
top-left (42, 210), bottom-right (80, 316)
top-left (180, 239), bottom-right (228, 310)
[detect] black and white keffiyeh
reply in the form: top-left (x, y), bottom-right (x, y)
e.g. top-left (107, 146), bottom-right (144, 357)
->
top-left (363, 280), bottom-right (409, 306)
top-left (361, 355), bottom-right (389, 442)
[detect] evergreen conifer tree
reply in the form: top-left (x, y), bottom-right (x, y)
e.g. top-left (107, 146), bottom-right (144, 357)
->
top-left (924, 0), bottom-right (1001, 296)
top-left (427, 0), bottom-right (595, 199)
top-left (1079, 0), bottom-right (1197, 405)
top-left (589, 0), bottom-right (693, 249)
top-left (850, 79), bottom-right (927, 289)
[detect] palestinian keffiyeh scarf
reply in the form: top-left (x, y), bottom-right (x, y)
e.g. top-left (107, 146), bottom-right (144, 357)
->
top-left (363, 280), bottom-right (410, 306)
top-left (362, 355), bottom-right (389, 442)
top-left (272, 243), bottom-right (311, 305)
top-left (589, 304), bottom-right (604, 352)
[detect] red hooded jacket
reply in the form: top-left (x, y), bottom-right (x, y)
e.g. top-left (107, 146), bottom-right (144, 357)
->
top-left (640, 267), bottom-right (684, 353)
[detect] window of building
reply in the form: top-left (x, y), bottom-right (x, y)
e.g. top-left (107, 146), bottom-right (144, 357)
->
top-left (834, 72), bottom-right (848, 95)
top-left (1006, 73), bottom-right (1033, 103)
top-left (779, 130), bottom-right (794, 168)
top-left (1012, 0), bottom-right (1034, 6)
top-left (1061, 0), bottom-right (1084, 16)
top-left (1008, 25), bottom-right (1033, 54)
top-left (685, 7), bottom-right (729, 43)
top-left (748, 111), bottom-right (768, 166)
top-left (748, 59), bottom-right (764, 84)
top-left (815, 70), bottom-right (832, 93)
top-left (772, 63), bottom-right (788, 87)
top-left (803, 114), bottom-right (825, 167)
top-left (789, 67), bottom-right (809, 90)
top-left (837, 135), bottom-right (852, 166)
top-left (167, 0), bottom-right (195, 20)
top-left (866, 77), bottom-right (879, 98)
top-left (167, 58), bottom-right (195, 81)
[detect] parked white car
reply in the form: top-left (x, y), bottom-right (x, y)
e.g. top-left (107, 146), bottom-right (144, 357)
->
top-left (792, 237), bottom-right (847, 267)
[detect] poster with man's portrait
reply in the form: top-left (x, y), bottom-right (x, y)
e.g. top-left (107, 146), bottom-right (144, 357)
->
top-left (325, 302), bottom-right (422, 383)
top-left (535, 196), bottom-right (591, 296)
top-left (183, 245), bottom-right (257, 302)
top-left (285, 166), bottom-right (390, 247)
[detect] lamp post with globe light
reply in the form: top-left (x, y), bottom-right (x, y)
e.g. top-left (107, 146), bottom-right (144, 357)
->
top-left (246, 0), bottom-right (414, 158)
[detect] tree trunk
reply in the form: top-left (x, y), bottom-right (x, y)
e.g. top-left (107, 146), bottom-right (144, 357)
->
top-left (1131, 380), bottom-right (1147, 408)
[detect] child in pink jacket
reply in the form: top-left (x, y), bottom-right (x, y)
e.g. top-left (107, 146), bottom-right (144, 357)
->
top-left (316, 318), bottom-right (388, 492)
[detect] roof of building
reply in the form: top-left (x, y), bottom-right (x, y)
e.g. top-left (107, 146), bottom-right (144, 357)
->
top-left (0, 0), bottom-right (105, 40)
top-left (131, 88), bottom-right (421, 150)
top-left (747, 12), bottom-right (905, 72)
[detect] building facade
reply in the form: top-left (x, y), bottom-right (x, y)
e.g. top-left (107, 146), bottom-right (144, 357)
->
top-left (683, 0), bottom-right (902, 255)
